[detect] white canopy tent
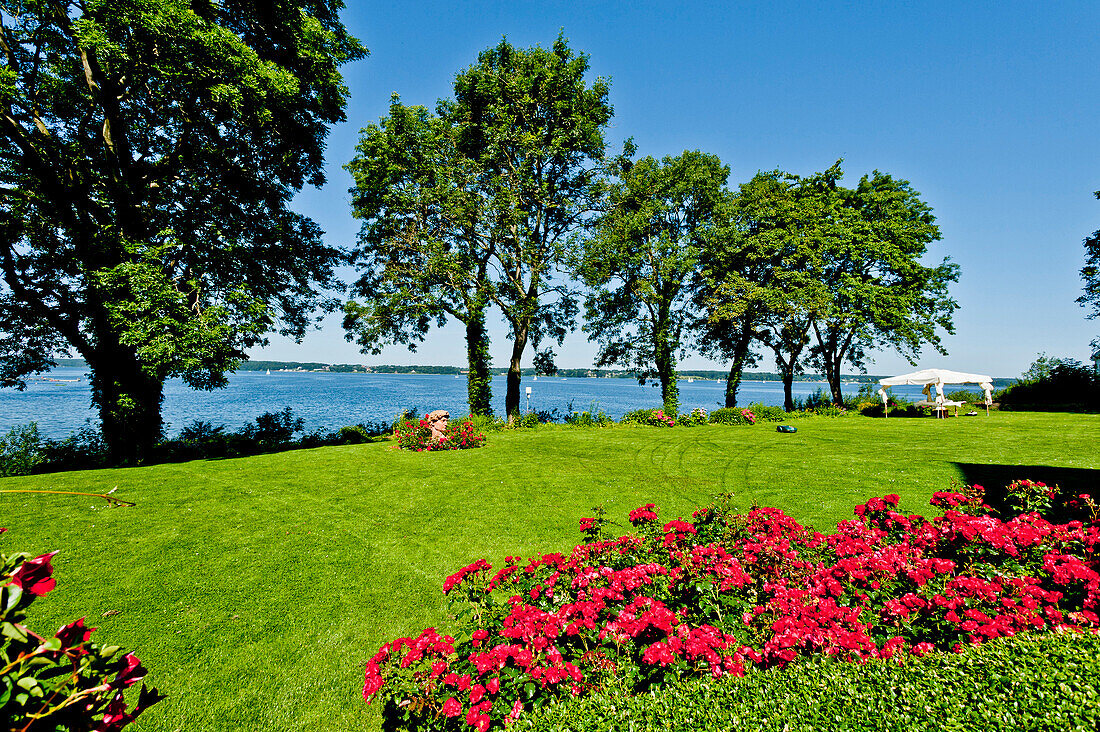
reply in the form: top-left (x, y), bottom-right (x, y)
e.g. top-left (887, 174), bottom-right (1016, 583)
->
top-left (877, 369), bottom-right (994, 418)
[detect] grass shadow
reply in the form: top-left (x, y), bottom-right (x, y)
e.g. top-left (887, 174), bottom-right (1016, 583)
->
top-left (952, 462), bottom-right (1100, 513)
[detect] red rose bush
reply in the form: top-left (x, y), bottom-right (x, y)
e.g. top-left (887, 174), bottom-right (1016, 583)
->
top-left (1, 529), bottom-right (162, 730)
top-left (364, 482), bottom-right (1099, 731)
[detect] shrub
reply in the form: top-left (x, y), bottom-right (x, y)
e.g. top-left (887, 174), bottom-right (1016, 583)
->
top-left (1, 529), bottom-right (162, 729)
top-left (392, 418), bottom-right (486, 451)
top-left (565, 410), bottom-right (614, 428)
top-left (621, 409), bottom-right (676, 427)
top-left (744, 403), bottom-right (787, 422)
top-left (362, 483), bottom-right (1100, 731)
top-left (677, 408), bottom-right (710, 426)
top-left (508, 412), bottom-right (541, 430)
top-left (41, 427), bottom-right (108, 472)
top-left (517, 632), bottom-right (1100, 732)
top-left (806, 403), bottom-right (846, 417)
top-left (0, 422), bottom-right (45, 477)
top-left (708, 407), bottom-right (756, 426)
top-left (997, 357), bottom-right (1100, 411)
top-left (238, 407), bottom-right (305, 451)
top-left (464, 414), bottom-right (508, 433)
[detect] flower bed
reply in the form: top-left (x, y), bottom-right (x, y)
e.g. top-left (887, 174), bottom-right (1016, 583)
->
top-left (363, 482), bottom-right (1099, 731)
top-left (393, 418), bottom-right (486, 451)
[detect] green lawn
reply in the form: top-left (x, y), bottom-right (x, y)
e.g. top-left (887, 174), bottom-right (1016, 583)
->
top-left (1, 412), bottom-right (1098, 730)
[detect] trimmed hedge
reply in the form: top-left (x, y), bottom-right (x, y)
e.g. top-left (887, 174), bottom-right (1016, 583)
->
top-left (517, 631), bottom-right (1100, 732)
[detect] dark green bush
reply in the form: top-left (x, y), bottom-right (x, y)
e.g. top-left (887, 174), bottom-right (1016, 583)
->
top-left (745, 403), bottom-right (788, 422)
top-left (0, 422), bottom-right (45, 477)
top-left (997, 358), bottom-right (1100, 412)
top-left (518, 631), bottom-right (1100, 732)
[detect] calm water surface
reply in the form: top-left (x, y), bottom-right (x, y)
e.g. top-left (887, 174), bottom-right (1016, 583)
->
top-left (0, 368), bottom-right (931, 439)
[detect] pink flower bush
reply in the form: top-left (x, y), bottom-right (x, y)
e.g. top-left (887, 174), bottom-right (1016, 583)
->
top-left (364, 481), bottom-right (1100, 731)
top-left (393, 417), bottom-right (486, 451)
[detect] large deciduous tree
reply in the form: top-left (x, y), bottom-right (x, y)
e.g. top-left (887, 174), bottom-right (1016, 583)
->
top-left (809, 170), bottom-right (959, 404)
top-left (346, 35), bottom-right (611, 418)
top-left (581, 151), bottom-right (728, 414)
top-left (1078, 190), bottom-right (1100, 361)
top-left (0, 1), bottom-right (365, 461)
top-left (696, 166), bottom-right (835, 410)
top-left (344, 98), bottom-right (494, 415)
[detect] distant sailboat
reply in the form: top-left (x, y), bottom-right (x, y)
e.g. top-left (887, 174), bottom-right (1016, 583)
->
top-left (266, 369), bottom-right (271, 375)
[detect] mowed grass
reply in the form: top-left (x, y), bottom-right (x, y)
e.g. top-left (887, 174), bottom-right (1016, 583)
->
top-left (1, 412), bottom-right (1098, 731)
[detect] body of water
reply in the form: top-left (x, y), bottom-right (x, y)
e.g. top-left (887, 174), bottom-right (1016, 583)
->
top-left (0, 368), bottom-right (934, 439)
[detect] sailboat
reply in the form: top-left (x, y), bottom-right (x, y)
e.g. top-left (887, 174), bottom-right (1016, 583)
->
top-left (266, 369), bottom-right (271, 375)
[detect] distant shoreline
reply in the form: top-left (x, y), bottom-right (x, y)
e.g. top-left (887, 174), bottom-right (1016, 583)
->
top-left (52, 358), bottom-right (1015, 386)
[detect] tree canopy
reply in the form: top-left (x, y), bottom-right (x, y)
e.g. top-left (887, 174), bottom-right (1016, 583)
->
top-left (345, 34), bottom-right (612, 417)
top-left (581, 150), bottom-right (728, 413)
top-left (697, 166), bottom-right (835, 410)
top-left (809, 170), bottom-right (959, 403)
top-left (0, 1), bottom-right (365, 460)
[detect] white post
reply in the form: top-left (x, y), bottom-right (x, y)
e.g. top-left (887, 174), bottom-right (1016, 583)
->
top-left (525, 386), bottom-right (532, 414)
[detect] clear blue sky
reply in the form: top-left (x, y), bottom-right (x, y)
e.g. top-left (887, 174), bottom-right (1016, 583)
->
top-left (254, 0), bottom-right (1100, 379)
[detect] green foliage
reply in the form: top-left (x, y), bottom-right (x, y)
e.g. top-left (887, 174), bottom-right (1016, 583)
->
top-left (580, 151), bottom-right (729, 414)
top-left (517, 632), bottom-right (1100, 732)
top-left (998, 355), bottom-right (1100, 411)
top-left (0, 2), bottom-right (365, 462)
top-left (708, 408), bottom-right (756, 426)
top-left (620, 408), bottom-right (677, 426)
top-left (1, 532), bottom-right (162, 729)
top-left (347, 33), bottom-right (610, 417)
top-left (808, 168), bottom-right (959, 404)
top-left (565, 409), bottom-right (615, 427)
top-left (744, 403), bottom-right (788, 422)
top-left (0, 422), bottom-right (44, 477)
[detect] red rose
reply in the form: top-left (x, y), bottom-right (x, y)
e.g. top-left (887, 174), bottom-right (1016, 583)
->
top-left (11, 551), bottom-right (58, 596)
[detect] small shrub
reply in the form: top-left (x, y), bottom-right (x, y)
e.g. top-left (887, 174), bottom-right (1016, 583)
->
top-left (337, 425), bottom-right (372, 444)
top-left (1, 529), bottom-right (162, 729)
top-left (678, 407), bottom-right (710, 426)
top-left (709, 407), bottom-right (756, 426)
top-left (565, 410), bottom-right (614, 427)
top-left (621, 408), bottom-right (676, 426)
top-left (0, 422), bottom-right (45, 477)
top-left (517, 632), bottom-right (1100, 732)
top-left (41, 427), bottom-right (108, 472)
top-left (806, 403), bottom-right (846, 418)
top-left (464, 413), bottom-right (507, 433)
top-left (238, 407), bottom-right (305, 451)
top-left (508, 412), bottom-right (541, 429)
top-left (745, 403), bottom-right (787, 422)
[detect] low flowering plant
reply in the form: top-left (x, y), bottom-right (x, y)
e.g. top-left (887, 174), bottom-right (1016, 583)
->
top-left (363, 482), bottom-right (1100, 732)
top-left (393, 418), bottom-right (486, 451)
top-left (1, 530), bottom-right (162, 730)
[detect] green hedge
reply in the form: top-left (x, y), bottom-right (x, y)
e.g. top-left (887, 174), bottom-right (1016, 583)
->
top-left (517, 631), bottom-right (1100, 732)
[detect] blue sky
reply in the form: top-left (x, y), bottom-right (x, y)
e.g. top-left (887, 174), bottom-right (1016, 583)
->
top-left (255, 0), bottom-right (1100, 379)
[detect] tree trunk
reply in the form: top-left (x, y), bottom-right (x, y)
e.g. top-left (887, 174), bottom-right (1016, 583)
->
top-left (782, 372), bottom-right (796, 413)
top-left (654, 318), bottom-right (678, 414)
top-left (465, 306), bottom-right (492, 416)
top-left (723, 337), bottom-right (754, 408)
top-left (88, 348), bottom-right (164, 464)
top-left (505, 324), bottom-right (528, 418)
top-left (826, 355), bottom-right (844, 405)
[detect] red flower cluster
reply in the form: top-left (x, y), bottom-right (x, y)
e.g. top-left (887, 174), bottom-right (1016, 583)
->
top-left (363, 484), bottom-right (1100, 731)
top-left (393, 418), bottom-right (486, 452)
top-left (1, 533), bottom-right (162, 730)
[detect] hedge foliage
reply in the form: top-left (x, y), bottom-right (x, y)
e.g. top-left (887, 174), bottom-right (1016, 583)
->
top-left (518, 631), bottom-right (1100, 732)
